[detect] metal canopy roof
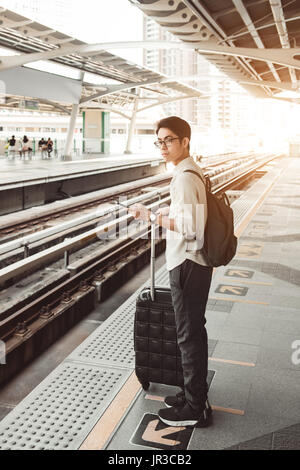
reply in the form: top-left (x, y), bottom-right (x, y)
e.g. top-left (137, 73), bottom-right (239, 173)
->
top-left (0, 7), bottom-right (206, 115)
top-left (131, 0), bottom-right (300, 99)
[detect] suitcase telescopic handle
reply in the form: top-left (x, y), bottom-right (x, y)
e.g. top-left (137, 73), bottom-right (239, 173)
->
top-left (150, 220), bottom-right (156, 302)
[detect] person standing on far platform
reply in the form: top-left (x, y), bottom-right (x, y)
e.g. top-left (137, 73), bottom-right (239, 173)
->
top-left (19, 135), bottom-right (32, 159)
top-left (47, 137), bottom-right (53, 158)
top-left (8, 135), bottom-right (16, 150)
top-left (5, 135), bottom-right (16, 158)
top-left (129, 116), bottom-right (213, 428)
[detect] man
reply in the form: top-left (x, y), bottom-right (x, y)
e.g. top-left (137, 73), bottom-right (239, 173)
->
top-left (8, 135), bottom-right (16, 148)
top-left (129, 116), bottom-right (213, 428)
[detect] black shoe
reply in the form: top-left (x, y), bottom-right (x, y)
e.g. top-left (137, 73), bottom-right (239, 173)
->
top-left (158, 401), bottom-right (212, 428)
top-left (164, 390), bottom-right (186, 408)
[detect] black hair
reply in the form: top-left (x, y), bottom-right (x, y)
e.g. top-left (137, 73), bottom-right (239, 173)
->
top-left (156, 116), bottom-right (191, 151)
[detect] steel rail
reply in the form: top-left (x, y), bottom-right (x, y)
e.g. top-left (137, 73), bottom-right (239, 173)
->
top-left (0, 173), bottom-right (173, 234)
top-left (213, 153), bottom-right (282, 193)
top-left (0, 186), bottom-right (170, 257)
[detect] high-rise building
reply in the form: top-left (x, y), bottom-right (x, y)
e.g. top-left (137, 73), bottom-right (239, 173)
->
top-left (143, 17), bottom-right (262, 136)
top-left (195, 55), bottom-right (215, 129)
top-left (143, 17), bottom-right (200, 123)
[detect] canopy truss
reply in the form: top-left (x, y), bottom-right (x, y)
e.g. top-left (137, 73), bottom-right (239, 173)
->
top-left (0, 7), bottom-right (206, 115)
top-left (130, 0), bottom-right (300, 99)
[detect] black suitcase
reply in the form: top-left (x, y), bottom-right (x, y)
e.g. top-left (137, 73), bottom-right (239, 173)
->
top-left (134, 220), bottom-right (184, 391)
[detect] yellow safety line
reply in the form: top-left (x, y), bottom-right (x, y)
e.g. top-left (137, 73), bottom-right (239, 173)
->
top-left (211, 405), bottom-right (245, 416)
top-left (145, 394), bottom-right (165, 402)
top-left (221, 279), bottom-right (272, 286)
top-left (144, 396), bottom-right (244, 416)
top-left (209, 357), bottom-right (255, 367)
top-left (79, 372), bottom-right (141, 451)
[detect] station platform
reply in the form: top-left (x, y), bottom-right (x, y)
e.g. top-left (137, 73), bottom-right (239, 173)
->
top-left (0, 153), bottom-right (165, 216)
top-left (0, 157), bottom-right (299, 450)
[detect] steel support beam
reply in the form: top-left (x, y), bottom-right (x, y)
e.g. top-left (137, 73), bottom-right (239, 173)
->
top-left (81, 102), bottom-right (131, 120)
top-left (182, 0), bottom-right (268, 90)
top-left (269, 0), bottom-right (297, 84)
top-left (137, 93), bottom-right (205, 113)
top-left (238, 79), bottom-right (300, 92)
top-left (37, 99), bottom-right (71, 115)
top-left (2, 41), bottom-right (300, 71)
top-left (232, 0), bottom-right (281, 83)
top-left (63, 103), bottom-right (79, 158)
top-left (79, 78), bottom-right (164, 106)
top-left (63, 71), bottom-right (84, 157)
top-left (124, 92), bottom-right (139, 155)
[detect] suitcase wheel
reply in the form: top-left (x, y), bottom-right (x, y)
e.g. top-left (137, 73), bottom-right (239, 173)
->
top-left (141, 381), bottom-right (150, 391)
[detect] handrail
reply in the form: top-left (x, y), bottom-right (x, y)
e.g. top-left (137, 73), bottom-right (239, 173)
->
top-left (0, 195), bottom-right (171, 287)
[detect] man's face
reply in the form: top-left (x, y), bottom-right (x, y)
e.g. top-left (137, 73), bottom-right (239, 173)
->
top-left (157, 127), bottom-right (189, 166)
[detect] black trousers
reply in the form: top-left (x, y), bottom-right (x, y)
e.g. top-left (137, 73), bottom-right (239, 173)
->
top-left (169, 259), bottom-right (213, 412)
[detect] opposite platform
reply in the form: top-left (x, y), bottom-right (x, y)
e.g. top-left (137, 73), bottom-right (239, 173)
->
top-left (0, 153), bottom-right (165, 215)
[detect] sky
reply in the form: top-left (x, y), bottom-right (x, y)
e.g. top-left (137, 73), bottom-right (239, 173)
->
top-left (62, 0), bottom-right (144, 64)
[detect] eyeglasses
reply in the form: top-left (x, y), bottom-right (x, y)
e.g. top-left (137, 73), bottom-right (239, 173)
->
top-left (154, 137), bottom-right (180, 148)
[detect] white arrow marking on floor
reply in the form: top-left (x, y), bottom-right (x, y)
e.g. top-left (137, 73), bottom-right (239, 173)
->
top-left (219, 285), bottom-right (245, 295)
top-left (238, 246), bottom-right (262, 257)
top-left (227, 270), bottom-right (250, 278)
top-left (142, 419), bottom-right (185, 446)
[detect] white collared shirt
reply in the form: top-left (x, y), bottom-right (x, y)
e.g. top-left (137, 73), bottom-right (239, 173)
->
top-left (165, 156), bottom-right (208, 271)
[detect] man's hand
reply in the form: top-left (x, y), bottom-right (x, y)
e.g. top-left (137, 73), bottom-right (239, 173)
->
top-left (156, 206), bottom-right (170, 217)
top-left (128, 203), bottom-right (151, 222)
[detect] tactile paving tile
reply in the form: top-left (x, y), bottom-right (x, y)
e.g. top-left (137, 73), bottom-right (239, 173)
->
top-left (232, 168), bottom-right (282, 228)
top-left (0, 363), bottom-right (131, 450)
top-left (68, 265), bottom-right (170, 368)
top-left (68, 296), bottom-right (137, 368)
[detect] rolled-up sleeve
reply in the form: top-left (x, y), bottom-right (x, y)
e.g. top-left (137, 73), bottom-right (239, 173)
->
top-left (172, 173), bottom-right (207, 246)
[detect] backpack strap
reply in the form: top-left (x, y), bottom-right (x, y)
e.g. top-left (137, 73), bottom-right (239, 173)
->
top-left (184, 170), bottom-right (231, 206)
top-left (183, 169), bottom-right (210, 191)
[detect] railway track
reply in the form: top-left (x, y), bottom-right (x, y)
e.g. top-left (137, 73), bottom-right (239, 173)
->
top-left (0, 173), bottom-right (172, 243)
top-left (0, 152), bottom-right (283, 385)
top-left (0, 151), bottom-right (268, 243)
top-left (0, 153), bottom-right (272, 271)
